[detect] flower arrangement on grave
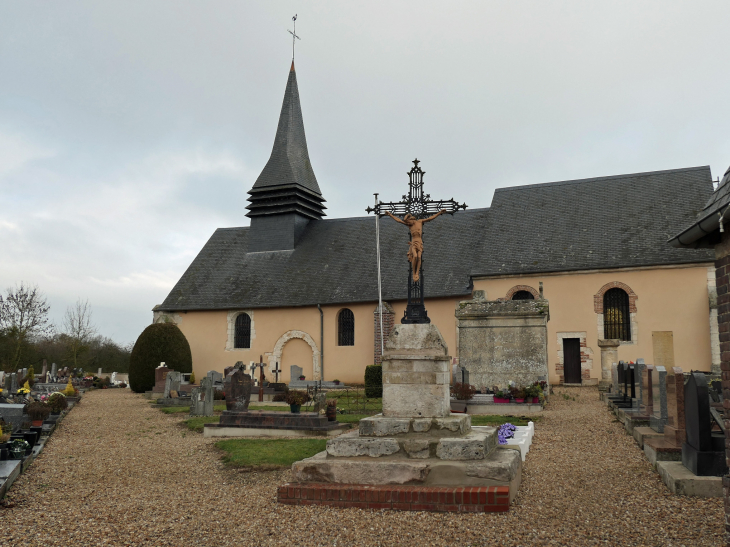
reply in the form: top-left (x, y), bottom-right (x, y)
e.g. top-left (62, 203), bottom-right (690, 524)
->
top-left (47, 392), bottom-right (68, 414)
top-left (497, 423), bottom-right (516, 445)
top-left (9, 438), bottom-right (30, 459)
top-left (17, 383), bottom-right (30, 396)
top-left (494, 390), bottom-right (510, 403)
top-left (25, 401), bottom-right (51, 423)
top-left (524, 385), bottom-right (541, 403)
top-left (450, 382), bottom-right (477, 401)
top-left (62, 380), bottom-right (77, 397)
top-left (509, 386), bottom-right (526, 402)
top-left (332, 379), bottom-right (340, 385)
top-left (284, 390), bottom-right (310, 406)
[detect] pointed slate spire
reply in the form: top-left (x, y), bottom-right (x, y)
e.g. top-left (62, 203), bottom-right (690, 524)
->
top-left (247, 62), bottom-right (326, 219)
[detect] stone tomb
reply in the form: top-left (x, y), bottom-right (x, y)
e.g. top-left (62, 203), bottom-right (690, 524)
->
top-left (455, 291), bottom-right (549, 391)
top-left (650, 366), bottom-right (668, 432)
top-left (203, 364), bottom-right (346, 438)
top-left (152, 365), bottom-right (171, 394)
top-left (281, 324), bottom-right (522, 513)
top-left (681, 372), bottom-right (727, 476)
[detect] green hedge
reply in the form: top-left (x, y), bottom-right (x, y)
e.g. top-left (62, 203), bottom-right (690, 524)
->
top-left (129, 323), bottom-right (192, 393)
top-left (364, 364), bottom-right (382, 398)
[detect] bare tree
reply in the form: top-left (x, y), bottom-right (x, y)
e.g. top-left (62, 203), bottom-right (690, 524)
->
top-left (0, 283), bottom-right (53, 371)
top-left (63, 299), bottom-right (97, 368)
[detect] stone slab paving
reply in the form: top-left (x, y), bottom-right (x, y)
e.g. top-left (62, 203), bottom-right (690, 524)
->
top-left (1, 387), bottom-right (723, 546)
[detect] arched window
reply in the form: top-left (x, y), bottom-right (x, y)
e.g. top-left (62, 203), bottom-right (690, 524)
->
top-left (338, 308), bottom-right (355, 346)
top-left (234, 313), bottom-right (251, 349)
top-left (604, 288), bottom-right (631, 341)
top-left (512, 290), bottom-right (535, 300)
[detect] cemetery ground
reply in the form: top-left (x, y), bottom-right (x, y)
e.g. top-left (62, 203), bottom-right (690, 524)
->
top-left (1, 388), bottom-right (723, 547)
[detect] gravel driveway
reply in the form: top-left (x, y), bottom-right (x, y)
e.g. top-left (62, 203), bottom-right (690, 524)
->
top-left (1, 387), bottom-right (723, 546)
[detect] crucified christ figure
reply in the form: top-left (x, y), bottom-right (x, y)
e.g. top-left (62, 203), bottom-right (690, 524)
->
top-left (384, 209), bottom-right (445, 282)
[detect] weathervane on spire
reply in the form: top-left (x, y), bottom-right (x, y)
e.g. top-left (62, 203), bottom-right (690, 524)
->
top-left (288, 15), bottom-right (300, 61)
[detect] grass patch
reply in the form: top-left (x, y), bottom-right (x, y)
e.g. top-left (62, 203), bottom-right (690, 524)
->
top-left (159, 406), bottom-right (191, 414)
top-left (184, 416), bottom-right (219, 431)
top-left (216, 438), bottom-right (327, 470)
top-left (336, 413), bottom-right (370, 424)
top-left (470, 415), bottom-right (534, 427)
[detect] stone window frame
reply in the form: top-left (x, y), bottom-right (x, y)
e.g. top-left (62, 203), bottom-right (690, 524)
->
top-left (555, 332), bottom-right (593, 384)
top-left (593, 282), bottom-right (638, 346)
top-left (337, 308), bottom-right (355, 347)
top-left (225, 310), bottom-right (256, 351)
top-left (505, 285), bottom-right (540, 300)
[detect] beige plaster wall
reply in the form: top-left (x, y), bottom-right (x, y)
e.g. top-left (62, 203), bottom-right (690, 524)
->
top-left (167, 265), bottom-right (712, 386)
top-left (472, 265), bottom-right (713, 384)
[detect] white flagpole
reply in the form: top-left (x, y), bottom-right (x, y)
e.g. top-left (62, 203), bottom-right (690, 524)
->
top-left (374, 193), bottom-right (384, 360)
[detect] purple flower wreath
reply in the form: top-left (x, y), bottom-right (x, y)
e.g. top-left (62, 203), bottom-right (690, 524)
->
top-left (497, 423), bottom-right (516, 445)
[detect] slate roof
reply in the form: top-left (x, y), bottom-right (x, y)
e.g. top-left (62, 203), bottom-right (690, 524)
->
top-left (669, 164), bottom-right (730, 248)
top-left (158, 166), bottom-right (715, 312)
top-left (158, 208), bottom-right (489, 311)
top-left (248, 62), bottom-right (323, 209)
top-left (472, 166), bottom-right (715, 276)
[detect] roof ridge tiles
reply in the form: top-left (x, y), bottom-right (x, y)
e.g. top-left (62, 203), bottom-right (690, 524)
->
top-left (494, 165), bottom-right (710, 194)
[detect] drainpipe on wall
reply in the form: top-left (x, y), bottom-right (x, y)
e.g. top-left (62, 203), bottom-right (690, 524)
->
top-left (317, 304), bottom-right (324, 380)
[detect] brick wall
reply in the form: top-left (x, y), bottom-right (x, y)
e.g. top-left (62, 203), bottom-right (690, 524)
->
top-left (714, 234), bottom-right (730, 546)
top-left (373, 302), bottom-right (395, 365)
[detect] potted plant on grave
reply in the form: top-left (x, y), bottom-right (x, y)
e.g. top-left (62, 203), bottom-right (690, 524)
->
top-left (298, 375), bottom-right (305, 381)
top-left (25, 401), bottom-right (51, 426)
top-left (47, 392), bottom-right (68, 415)
top-left (332, 379), bottom-right (341, 386)
top-left (8, 439), bottom-right (30, 460)
top-left (285, 390), bottom-right (310, 413)
top-left (326, 399), bottom-right (337, 421)
top-left (493, 390), bottom-right (510, 404)
top-left (450, 382), bottom-right (477, 402)
top-left (511, 386), bottom-right (526, 404)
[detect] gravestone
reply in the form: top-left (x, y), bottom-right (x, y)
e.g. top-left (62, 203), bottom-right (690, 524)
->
top-left (3, 374), bottom-right (11, 393)
top-left (650, 366), bottom-right (668, 432)
top-left (611, 363), bottom-right (619, 394)
top-left (635, 359), bottom-right (646, 409)
top-left (207, 370), bottom-right (223, 387)
top-left (0, 372), bottom-right (4, 387)
top-left (682, 372), bottom-right (727, 476)
top-left (312, 392), bottom-right (327, 413)
top-left (111, 372), bottom-right (117, 384)
top-left (665, 367), bottom-right (687, 445)
top-left (224, 365), bottom-right (252, 412)
top-left (452, 364), bottom-right (470, 386)
top-left (163, 371), bottom-right (182, 398)
top-left (97, 368), bottom-right (102, 376)
top-left (9, 373), bottom-right (18, 394)
top-left (41, 361), bottom-right (47, 378)
top-left (290, 365), bottom-right (303, 382)
top-left (640, 364), bottom-right (654, 416)
top-left (51, 363), bottom-right (57, 382)
top-left (153, 365), bottom-right (171, 393)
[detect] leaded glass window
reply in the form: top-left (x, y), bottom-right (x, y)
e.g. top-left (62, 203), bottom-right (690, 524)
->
top-left (604, 288), bottom-right (631, 341)
top-left (338, 309), bottom-right (355, 346)
top-left (234, 313), bottom-right (251, 348)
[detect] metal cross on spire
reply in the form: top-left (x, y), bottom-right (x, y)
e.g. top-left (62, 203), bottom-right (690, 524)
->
top-left (288, 15), bottom-right (300, 61)
top-left (367, 159), bottom-right (467, 324)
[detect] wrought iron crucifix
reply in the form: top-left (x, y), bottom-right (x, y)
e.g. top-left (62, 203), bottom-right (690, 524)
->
top-left (288, 15), bottom-right (300, 61)
top-left (249, 356), bottom-right (266, 402)
top-left (366, 159), bottom-right (467, 324)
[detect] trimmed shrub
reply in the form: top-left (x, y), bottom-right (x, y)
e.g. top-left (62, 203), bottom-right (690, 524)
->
top-left (364, 364), bottom-right (382, 398)
top-left (189, 371), bottom-right (196, 385)
top-left (48, 392), bottom-right (68, 413)
top-left (450, 382), bottom-right (476, 401)
top-left (129, 323), bottom-right (193, 393)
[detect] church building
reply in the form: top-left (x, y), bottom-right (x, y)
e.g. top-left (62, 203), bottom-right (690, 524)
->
top-left (154, 62), bottom-right (718, 386)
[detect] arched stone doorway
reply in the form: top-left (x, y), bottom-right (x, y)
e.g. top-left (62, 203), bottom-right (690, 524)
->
top-left (268, 330), bottom-right (321, 382)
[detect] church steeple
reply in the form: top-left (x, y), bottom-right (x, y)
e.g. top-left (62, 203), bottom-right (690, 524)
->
top-left (246, 62), bottom-right (326, 220)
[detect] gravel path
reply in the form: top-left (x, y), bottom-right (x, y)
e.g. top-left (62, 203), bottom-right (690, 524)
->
top-left (1, 387), bottom-right (723, 546)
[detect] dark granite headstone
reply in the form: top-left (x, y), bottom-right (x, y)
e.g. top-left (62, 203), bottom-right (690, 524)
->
top-left (452, 365), bottom-right (470, 386)
top-left (650, 366), bottom-right (667, 432)
top-left (641, 364), bottom-right (654, 415)
top-left (224, 366), bottom-right (252, 412)
top-left (681, 372), bottom-right (727, 476)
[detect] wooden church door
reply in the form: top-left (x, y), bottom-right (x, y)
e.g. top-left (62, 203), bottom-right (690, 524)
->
top-left (563, 338), bottom-right (581, 384)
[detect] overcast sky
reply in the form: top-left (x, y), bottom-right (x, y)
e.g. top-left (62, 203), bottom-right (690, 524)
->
top-left (1, 1), bottom-right (729, 345)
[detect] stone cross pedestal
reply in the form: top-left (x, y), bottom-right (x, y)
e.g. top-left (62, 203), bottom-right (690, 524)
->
top-left (289, 323), bottom-right (522, 502)
top-left (597, 339), bottom-right (621, 391)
